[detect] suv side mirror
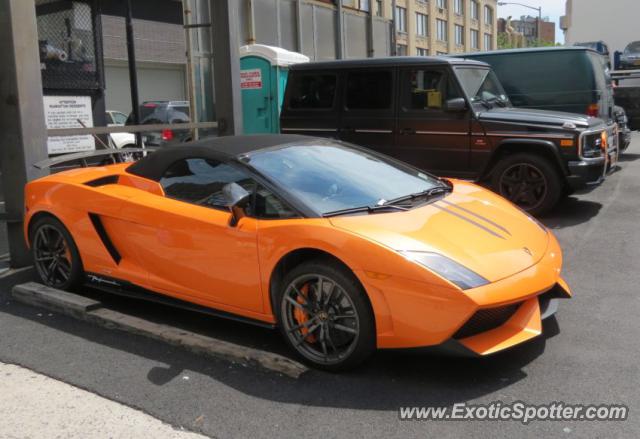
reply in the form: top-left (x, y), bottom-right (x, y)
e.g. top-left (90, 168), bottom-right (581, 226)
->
top-left (445, 97), bottom-right (467, 112)
top-left (223, 182), bottom-right (250, 227)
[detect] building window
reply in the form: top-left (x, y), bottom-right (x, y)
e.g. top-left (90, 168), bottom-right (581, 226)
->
top-left (396, 44), bottom-right (408, 55)
top-left (484, 5), bottom-right (493, 23)
top-left (416, 47), bottom-right (428, 56)
top-left (376, 0), bottom-right (383, 16)
top-left (395, 6), bottom-right (407, 32)
top-left (416, 13), bottom-right (428, 37)
top-left (359, 0), bottom-right (370, 12)
top-left (436, 19), bottom-right (448, 42)
top-left (455, 24), bottom-right (464, 46)
top-left (454, 0), bottom-right (464, 16)
top-left (470, 29), bottom-right (479, 48)
top-left (437, 0), bottom-right (448, 9)
top-left (470, 0), bottom-right (479, 20)
top-left (484, 33), bottom-right (492, 50)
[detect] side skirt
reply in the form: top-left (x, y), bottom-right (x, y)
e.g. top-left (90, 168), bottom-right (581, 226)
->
top-left (84, 273), bottom-right (276, 329)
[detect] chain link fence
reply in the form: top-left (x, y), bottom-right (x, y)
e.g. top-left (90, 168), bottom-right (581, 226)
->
top-left (36, 0), bottom-right (101, 90)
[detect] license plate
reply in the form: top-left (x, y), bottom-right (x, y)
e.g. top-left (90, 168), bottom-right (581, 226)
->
top-left (634, 60), bottom-right (640, 66)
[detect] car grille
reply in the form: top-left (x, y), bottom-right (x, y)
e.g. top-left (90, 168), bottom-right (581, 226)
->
top-left (453, 303), bottom-right (522, 339)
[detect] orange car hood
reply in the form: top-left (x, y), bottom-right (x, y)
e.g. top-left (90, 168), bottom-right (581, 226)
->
top-left (328, 182), bottom-right (549, 283)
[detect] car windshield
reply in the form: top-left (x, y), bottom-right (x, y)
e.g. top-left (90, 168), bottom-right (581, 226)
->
top-left (245, 141), bottom-right (444, 215)
top-left (455, 67), bottom-right (509, 106)
top-left (625, 41), bottom-right (640, 53)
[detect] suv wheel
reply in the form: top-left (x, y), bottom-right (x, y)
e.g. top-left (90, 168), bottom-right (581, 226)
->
top-left (491, 153), bottom-right (562, 216)
top-left (276, 259), bottom-right (376, 371)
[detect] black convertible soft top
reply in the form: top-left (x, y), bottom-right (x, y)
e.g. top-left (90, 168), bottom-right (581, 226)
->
top-left (126, 134), bottom-right (312, 181)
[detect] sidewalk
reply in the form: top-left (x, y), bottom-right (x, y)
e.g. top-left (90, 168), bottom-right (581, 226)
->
top-left (0, 362), bottom-right (207, 439)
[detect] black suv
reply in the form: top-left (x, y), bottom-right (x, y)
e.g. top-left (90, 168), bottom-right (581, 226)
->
top-left (126, 100), bottom-right (191, 146)
top-left (280, 57), bottom-right (611, 215)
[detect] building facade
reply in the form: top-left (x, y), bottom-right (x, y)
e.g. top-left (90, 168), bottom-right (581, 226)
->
top-left (370, 0), bottom-right (498, 56)
top-left (562, 0), bottom-right (638, 54)
top-left (510, 15), bottom-right (555, 46)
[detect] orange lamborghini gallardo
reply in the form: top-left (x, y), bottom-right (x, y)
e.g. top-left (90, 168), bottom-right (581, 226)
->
top-left (24, 135), bottom-right (571, 370)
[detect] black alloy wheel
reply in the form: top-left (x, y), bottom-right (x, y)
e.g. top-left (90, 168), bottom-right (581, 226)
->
top-left (30, 217), bottom-right (83, 290)
top-left (278, 260), bottom-right (375, 370)
top-left (499, 163), bottom-right (548, 211)
top-left (492, 153), bottom-right (562, 216)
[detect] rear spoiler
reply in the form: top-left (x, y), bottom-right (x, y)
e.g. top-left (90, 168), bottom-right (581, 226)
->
top-left (33, 148), bottom-right (155, 170)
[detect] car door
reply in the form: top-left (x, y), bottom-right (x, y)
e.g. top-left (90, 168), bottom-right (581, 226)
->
top-left (338, 68), bottom-right (396, 155)
top-left (395, 66), bottom-right (472, 177)
top-left (119, 158), bottom-right (263, 313)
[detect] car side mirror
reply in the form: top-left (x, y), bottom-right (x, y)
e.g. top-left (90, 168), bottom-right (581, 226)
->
top-left (445, 97), bottom-right (467, 112)
top-left (222, 182), bottom-right (250, 227)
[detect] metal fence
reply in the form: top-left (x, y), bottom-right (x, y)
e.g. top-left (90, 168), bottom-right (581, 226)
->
top-left (36, 0), bottom-right (101, 90)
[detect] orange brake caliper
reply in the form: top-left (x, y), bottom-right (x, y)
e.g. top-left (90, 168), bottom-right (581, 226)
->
top-left (293, 283), bottom-right (317, 343)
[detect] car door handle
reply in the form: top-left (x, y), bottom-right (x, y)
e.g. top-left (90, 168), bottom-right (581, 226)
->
top-left (340, 127), bottom-right (355, 134)
top-left (400, 128), bottom-right (416, 135)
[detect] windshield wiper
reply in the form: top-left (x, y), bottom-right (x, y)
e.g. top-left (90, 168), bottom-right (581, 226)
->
top-left (383, 186), bottom-right (452, 206)
top-left (322, 204), bottom-right (409, 218)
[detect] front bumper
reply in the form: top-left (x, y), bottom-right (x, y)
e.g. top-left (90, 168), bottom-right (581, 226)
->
top-left (371, 231), bottom-right (570, 354)
top-left (566, 157), bottom-right (606, 190)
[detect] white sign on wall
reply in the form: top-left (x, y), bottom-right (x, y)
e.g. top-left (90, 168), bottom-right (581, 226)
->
top-left (44, 95), bottom-right (95, 154)
top-left (240, 69), bottom-right (263, 90)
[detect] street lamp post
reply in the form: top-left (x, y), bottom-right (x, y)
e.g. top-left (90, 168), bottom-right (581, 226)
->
top-left (497, 2), bottom-right (542, 44)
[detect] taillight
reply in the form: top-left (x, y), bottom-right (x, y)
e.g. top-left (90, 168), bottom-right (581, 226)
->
top-left (161, 129), bottom-right (174, 141)
top-left (586, 104), bottom-right (599, 117)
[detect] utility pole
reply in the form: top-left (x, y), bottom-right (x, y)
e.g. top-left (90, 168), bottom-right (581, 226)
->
top-left (124, 0), bottom-right (141, 145)
top-left (209, 0), bottom-right (243, 135)
top-left (0, 0), bottom-right (48, 267)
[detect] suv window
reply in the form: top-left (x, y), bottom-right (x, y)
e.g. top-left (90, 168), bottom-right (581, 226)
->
top-left (288, 74), bottom-right (337, 110)
top-left (160, 158), bottom-right (296, 218)
top-left (401, 68), bottom-right (461, 111)
top-left (345, 70), bottom-right (392, 110)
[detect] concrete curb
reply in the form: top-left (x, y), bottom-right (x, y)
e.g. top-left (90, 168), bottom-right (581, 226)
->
top-left (11, 282), bottom-right (308, 379)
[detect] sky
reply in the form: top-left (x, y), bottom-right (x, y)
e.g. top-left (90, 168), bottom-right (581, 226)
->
top-left (496, 0), bottom-right (566, 44)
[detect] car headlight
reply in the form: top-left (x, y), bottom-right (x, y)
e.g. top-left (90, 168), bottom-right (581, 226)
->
top-left (399, 251), bottom-right (489, 290)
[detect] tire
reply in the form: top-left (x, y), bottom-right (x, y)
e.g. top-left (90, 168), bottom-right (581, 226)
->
top-left (490, 153), bottom-right (563, 216)
top-left (275, 259), bottom-right (376, 371)
top-left (29, 216), bottom-right (84, 290)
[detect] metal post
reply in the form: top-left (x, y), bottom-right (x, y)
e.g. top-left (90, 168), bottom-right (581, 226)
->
top-left (391, 0), bottom-right (397, 56)
top-left (537, 7), bottom-right (542, 44)
top-left (0, 0), bottom-right (49, 267)
top-left (183, 1), bottom-right (199, 140)
top-left (296, 0), bottom-right (303, 52)
top-left (124, 0), bottom-right (141, 145)
top-left (210, 0), bottom-right (243, 135)
top-left (367, 1), bottom-right (375, 57)
top-left (336, 0), bottom-right (344, 59)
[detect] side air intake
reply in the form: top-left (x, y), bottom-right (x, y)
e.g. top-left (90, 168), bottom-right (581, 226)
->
top-left (88, 213), bottom-right (121, 264)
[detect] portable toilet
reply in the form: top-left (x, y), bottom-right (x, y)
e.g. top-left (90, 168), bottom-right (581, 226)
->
top-left (239, 44), bottom-right (309, 134)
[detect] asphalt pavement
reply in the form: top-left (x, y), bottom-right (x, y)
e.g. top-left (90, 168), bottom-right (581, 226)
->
top-left (1, 136), bottom-right (639, 438)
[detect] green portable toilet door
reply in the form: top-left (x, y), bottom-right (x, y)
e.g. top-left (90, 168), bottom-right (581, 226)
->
top-left (241, 56), bottom-right (273, 134)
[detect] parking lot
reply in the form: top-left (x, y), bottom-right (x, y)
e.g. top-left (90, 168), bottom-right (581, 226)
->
top-left (0, 134), bottom-right (637, 438)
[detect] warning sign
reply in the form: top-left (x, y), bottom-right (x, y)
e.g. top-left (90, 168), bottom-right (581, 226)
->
top-left (240, 69), bottom-right (263, 90)
top-left (44, 95), bottom-right (95, 154)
